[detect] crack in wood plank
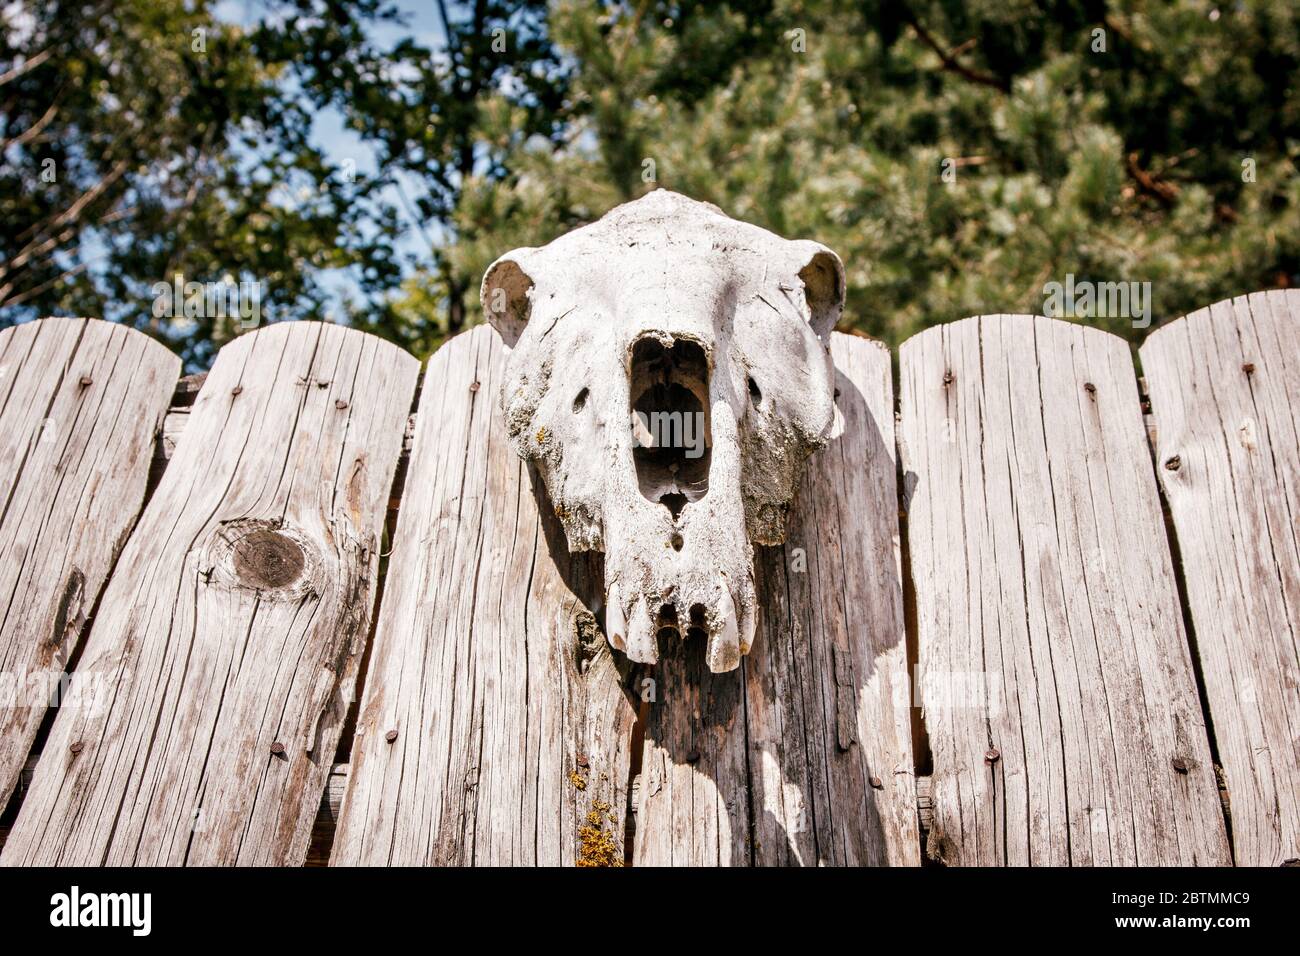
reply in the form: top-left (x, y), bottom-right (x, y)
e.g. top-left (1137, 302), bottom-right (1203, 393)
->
top-left (1141, 290), bottom-right (1300, 866)
top-left (900, 314), bottom-right (1230, 866)
top-left (0, 318), bottom-right (180, 816)
top-left (0, 322), bottom-right (416, 866)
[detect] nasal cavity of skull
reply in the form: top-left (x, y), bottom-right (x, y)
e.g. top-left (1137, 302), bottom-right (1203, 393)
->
top-left (686, 603), bottom-right (708, 642)
top-left (629, 336), bottom-right (711, 520)
top-left (655, 602), bottom-right (707, 641)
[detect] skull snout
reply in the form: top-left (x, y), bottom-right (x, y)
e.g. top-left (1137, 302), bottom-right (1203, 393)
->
top-left (602, 329), bottom-right (756, 672)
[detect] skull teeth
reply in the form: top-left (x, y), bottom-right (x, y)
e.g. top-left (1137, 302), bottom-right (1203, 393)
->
top-left (739, 599), bottom-right (757, 656)
top-left (624, 595), bottom-right (658, 665)
top-left (605, 582), bottom-right (626, 652)
top-left (705, 592), bottom-right (741, 673)
top-left (604, 579), bottom-right (755, 673)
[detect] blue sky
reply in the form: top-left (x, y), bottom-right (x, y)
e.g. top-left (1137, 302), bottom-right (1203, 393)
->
top-left (213, 0), bottom-right (453, 316)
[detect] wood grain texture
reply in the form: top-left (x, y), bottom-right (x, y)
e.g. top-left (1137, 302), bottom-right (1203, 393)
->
top-left (899, 314), bottom-right (1229, 866)
top-left (0, 321), bottom-right (416, 866)
top-left (1141, 290), bottom-right (1300, 866)
top-left (633, 332), bottom-right (919, 866)
top-left (330, 325), bottom-right (637, 866)
top-left (0, 318), bottom-right (179, 813)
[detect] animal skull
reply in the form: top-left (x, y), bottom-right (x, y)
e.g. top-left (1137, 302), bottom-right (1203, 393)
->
top-left (482, 190), bottom-right (843, 672)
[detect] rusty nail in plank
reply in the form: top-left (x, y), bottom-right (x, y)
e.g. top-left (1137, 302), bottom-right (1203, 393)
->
top-left (869, 776), bottom-right (883, 789)
top-left (1242, 362), bottom-right (1256, 375)
top-left (335, 399), bottom-right (348, 410)
top-left (69, 741), bottom-right (84, 755)
top-left (78, 375), bottom-right (93, 387)
top-left (270, 741), bottom-right (285, 756)
top-left (231, 385), bottom-right (243, 396)
top-left (1172, 757), bottom-right (1189, 773)
top-left (469, 381), bottom-right (480, 392)
top-left (985, 748), bottom-right (1000, 764)
top-left (385, 729), bottom-right (398, 743)
top-left (1084, 382), bottom-right (1096, 395)
top-left (685, 748), bottom-right (701, 764)
top-left (942, 370), bottom-right (954, 386)
top-left (1164, 455), bottom-right (1181, 471)
top-left (576, 753), bottom-right (589, 768)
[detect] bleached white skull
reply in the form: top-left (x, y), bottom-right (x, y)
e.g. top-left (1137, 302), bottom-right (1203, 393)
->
top-left (482, 190), bottom-right (843, 672)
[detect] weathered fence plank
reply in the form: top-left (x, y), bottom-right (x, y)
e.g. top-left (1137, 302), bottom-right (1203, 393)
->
top-left (899, 314), bottom-right (1229, 866)
top-left (0, 321), bottom-right (416, 866)
top-left (331, 325), bottom-right (637, 866)
top-left (634, 332), bottom-right (919, 866)
top-left (1141, 290), bottom-right (1300, 866)
top-left (0, 318), bottom-right (180, 813)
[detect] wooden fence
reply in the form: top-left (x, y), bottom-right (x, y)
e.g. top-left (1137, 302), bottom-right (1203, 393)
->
top-left (0, 291), bottom-right (1296, 867)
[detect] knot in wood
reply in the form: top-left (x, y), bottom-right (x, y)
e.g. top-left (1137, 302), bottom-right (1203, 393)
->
top-left (233, 529), bottom-right (306, 589)
top-left (206, 518), bottom-right (320, 599)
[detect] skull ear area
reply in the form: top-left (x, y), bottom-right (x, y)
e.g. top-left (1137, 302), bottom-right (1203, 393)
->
top-left (794, 243), bottom-right (845, 341)
top-left (481, 250), bottom-right (537, 348)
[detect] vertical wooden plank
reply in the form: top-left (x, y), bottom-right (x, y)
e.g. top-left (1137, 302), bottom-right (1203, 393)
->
top-left (330, 325), bottom-right (637, 866)
top-left (0, 321), bottom-right (416, 866)
top-left (1141, 290), bottom-right (1300, 866)
top-left (899, 314), bottom-right (1229, 866)
top-left (0, 318), bottom-right (180, 813)
top-left (634, 332), bottom-right (920, 866)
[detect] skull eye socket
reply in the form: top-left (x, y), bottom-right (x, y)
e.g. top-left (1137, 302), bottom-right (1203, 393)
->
top-left (748, 376), bottom-right (762, 407)
top-left (572, 387), bottom-right (589, 413)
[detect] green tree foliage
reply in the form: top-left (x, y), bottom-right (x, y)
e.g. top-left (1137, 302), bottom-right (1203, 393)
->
top-left (274, 0), bottom-right (568, 355)
top-left (3, 1), bottom-right (1297, 364)
top-left (441, 0), bottom-right (1300, 345)
top-left (0, 0), bottom-right (404, 365)
top-left (0, 0), bottom-right (564, 365)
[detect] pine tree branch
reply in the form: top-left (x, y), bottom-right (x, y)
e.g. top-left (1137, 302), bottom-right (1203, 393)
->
top-left (0, 95), bottom-right (59, 152)
top-left (0, 48), bottom-right (52, 87)
top-left (903, 10), bottom-right (1009, 93)
top-left (0, 259), bottom-right (91, 309)
top-left (1125, 151), bottom-right (1180, 205)
top-left (0, 158), bottom-right (129, 281)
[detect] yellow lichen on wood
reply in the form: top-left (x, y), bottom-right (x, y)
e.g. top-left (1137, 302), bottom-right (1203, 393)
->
top-left (576, 804), bottom-right (623, 867)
